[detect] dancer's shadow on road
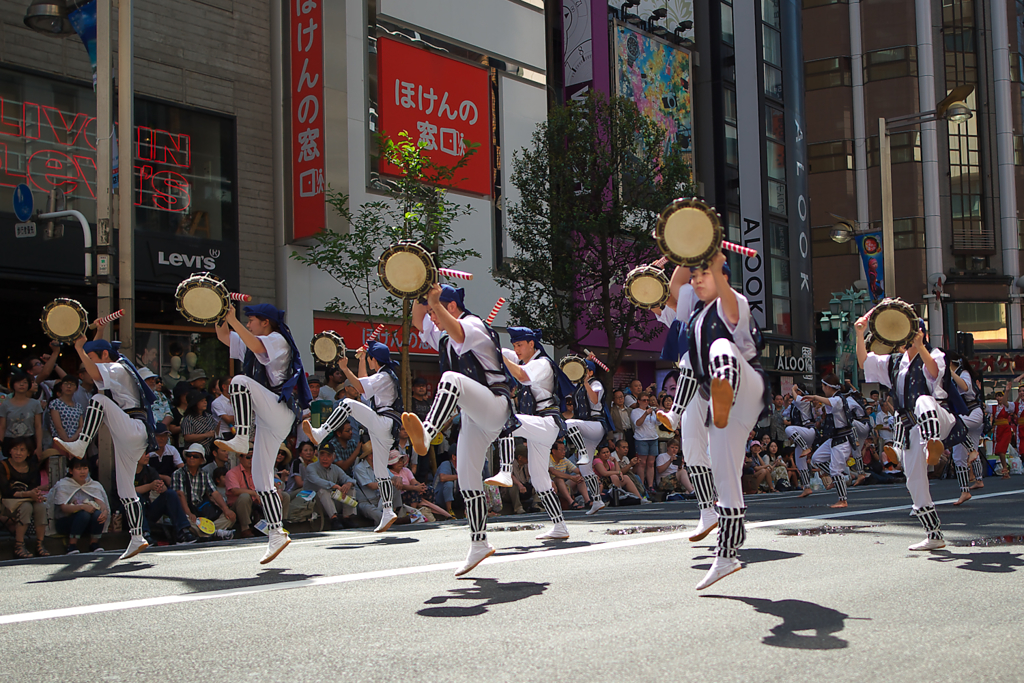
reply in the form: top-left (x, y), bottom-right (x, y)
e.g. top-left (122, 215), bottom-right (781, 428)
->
top-left (326, 536), bottom-right (420, 551)
top-left (927, 549), bottom-right (1024, 573)
top-left (28, 553), bottom-right (153, 583)
top-left (703, 596), bottom-right (859, 649)
top-left (494, 540), bottom-right (593, 555)
top-left (418, 578), bottom-right (549, 618)
top-left (692, 548), bottom-right (801, 571)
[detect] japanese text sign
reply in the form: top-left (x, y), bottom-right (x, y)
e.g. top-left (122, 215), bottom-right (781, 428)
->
top-left (377, 37), bottom-right (492, 196)
top-left (291, 0), bottom-right (326, 240)
top-left (313, 317), bottom-right (438, 356)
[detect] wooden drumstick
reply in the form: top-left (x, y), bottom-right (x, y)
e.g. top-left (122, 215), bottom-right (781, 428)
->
top-left (360, 323), bottom-right (386, 351)
top-left (485, 298), bottom-right (506, 325)
top-left (89, 309), bottom-right (123, 329)
top-left (652, 256), bottom-right (668, 268)
top-left (582, 348), bottom-right (610, 372)
top-left (437, 267), bottom-right (473, 281)
top-left (721, 241), bottom-right (757, 259)
top-left (230, 292), bottom-right (252, 302)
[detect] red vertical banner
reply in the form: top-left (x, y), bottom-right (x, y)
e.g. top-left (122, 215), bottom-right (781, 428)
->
top-left (290, 0), bottom-right (326, 240)
top-left (376, 37), bottom-right (492, 196)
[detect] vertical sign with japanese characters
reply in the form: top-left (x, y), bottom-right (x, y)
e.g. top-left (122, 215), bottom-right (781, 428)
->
top-left (377, 37), bottom-right (491, 196)
top-left (290, 0), bottom-right (325, 240)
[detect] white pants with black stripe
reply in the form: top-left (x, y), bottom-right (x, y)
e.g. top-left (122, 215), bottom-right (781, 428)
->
top-left (565, 419), bottom-right (607, 467)
top-left (811, 438), bottom-right (851, 478)
top-left (784, 426), bottom-right (816, 469)
top-left (904, 396), bottom-right (955, 511)
top-left (951, 407), bottom-right (983, 468)
top-left (681, 394), bottom-right (711, 470)
top-left (94, 395), bottom-right (150, 500)
top-left (513, 414), bottom-right (560, 494)
top-left (440, 374), bottom-right (511, 492)
top-left (345, 399), bottom-right (396, 481)
top-left (232, 376), bottom-right (296, 493)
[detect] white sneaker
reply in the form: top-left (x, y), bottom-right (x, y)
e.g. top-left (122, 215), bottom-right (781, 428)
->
top-left (585, 499), bottom-right (606, 516)
top-left (909, 538), bottom-right (946, 551)
top-left (117, 535), bottom-right (149, 562)
top-left (215, 433), bottom-right (249, 455)
top-left (688, 508), bottom-right (719, 543)
top-left (656, 409), bottom-right (680, 432)
top-left (454, 541), bottom-right (496, 577)
top-left (576, 451), bottom-right (592, 467)
top-left (696, 556), bottom-right (742, 590)
top-left (535, 522), bottom-right (570, 540)
top-left (53, 437), bottom-right (88, 460)
top-left (259, 529), bottom-right (291, 564)
top-left (214, 530), bottom-right (235, 540)
top-left (484, 470), bottom-right (514, 488)
top-left (374, 508), bottom-right (398, 533)
top-left (302, 419), bottom-right (328, 447)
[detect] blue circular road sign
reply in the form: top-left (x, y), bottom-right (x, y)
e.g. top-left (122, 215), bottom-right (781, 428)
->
top-left (12, 184), bottom-right (33, 222)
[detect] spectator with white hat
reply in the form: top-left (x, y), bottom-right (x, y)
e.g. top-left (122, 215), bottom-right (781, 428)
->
top-left (173, 442), bottom-right (236, 540)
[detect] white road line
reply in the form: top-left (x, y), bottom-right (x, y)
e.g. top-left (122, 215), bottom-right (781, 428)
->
top-left (1, 488), bottom-right (1019, 626)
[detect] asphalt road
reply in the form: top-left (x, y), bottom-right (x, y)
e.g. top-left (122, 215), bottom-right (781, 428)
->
top-left (1, 477), bottom-right (1022, 683)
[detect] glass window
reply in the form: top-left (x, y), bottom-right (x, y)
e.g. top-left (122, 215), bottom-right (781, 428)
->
top-left (725, 124), bottom-right (739, 165)
top-left (864, 46), bottom-right (918, 82)
top-left (764, 64), bottom-right (784, 100)
top-left (768, 179), bottom-right (787, 214)
top-left (763, 27), bottom-right (782, 67)
top-left (954, 302), bottom-right (1007, 347)
top-left (771, 258), bottom-right (790, 296)
top-left (867, 132), bottom-right (922, 166)
top-left (724, 89), bottom-right (737, 124)
top-left (727, 209), bottom-right (742, 243)
top-left (808, 140), bottom-right (854, 173)
top-left (721, 3), bottom-right (734, 45)
top-left (765, 107), bottom-right (785, 140)
top-left (773, 297), bottom-right (792, 336)
top-left (762, 0), bottom-right (781, 26)
top-left (803, 0), bottom-right (847, 7)
top-left (770, 221), bottom-right (790, 257)
top-left (767, 140), bottom-right (786, 181)
top-left (804, 57), bottom-right (853, 90)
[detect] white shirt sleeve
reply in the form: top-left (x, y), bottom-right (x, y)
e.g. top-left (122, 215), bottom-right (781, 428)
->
top-left (359, 372), bottom-right (390, 402)
top-left (719, 293), bottom-right (756, 361)
top-left (675, 284), bottom-right (697, 324)
top-left (862, 353), bottom-right (892, 388)
top-left (448, 317), bottom-right (496, 364)
top-left (229, 331), bottom-right (247, 362)
top-left (926, 348), bottom-right (947, 398)
top-left (520, 356), bottom-right (554, 388)
top-left (654, 305), bottom-right (677, 328)
top-left (169, 445), bottom-right (183, 467)
top-left (418, 317), bottom-right (443, 351)
top-left (501, 348), bottom-right (518, 364)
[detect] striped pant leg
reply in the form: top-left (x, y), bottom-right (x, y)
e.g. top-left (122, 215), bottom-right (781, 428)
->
top-left (583, 473), bottom-right (601, 502)
top-left (914, 505), bottom-right (943, 541)
top-left (972, 456), bottom-right (984, 480)
top-left (377, 477), bottom-right (395, 511)
top-left (422, 373), bottom-right (462, 440)
top-left (536, 488), bottom-right (565, 525)
top-left (258, 489), bottom-right (285, 531)
top-left (955, 464), bottom-right (971, 492)
top-left (319, 400), bottom-right (352, 435)
top-left (565, 425), bottom-right (586, 460)
top-left (228, 378), bottom-right (254, 441)
top-left (120, 497), bottom-right (145, 537)
top-left (670, 366), bottom-right (699, 418)
top-left (688, 465), bottom-right (717, 510)
top-left (78, 397), bottom-right (105, 446)
top-left (796, 468), bottom-right (810, 488)
top-left (462, 489), bottom-right (488, 542)
top-left (714, 505), bottom-right (746, 558)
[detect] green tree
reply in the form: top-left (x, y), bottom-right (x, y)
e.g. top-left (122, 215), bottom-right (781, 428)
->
top-left (496, 92), bottom-right (693, 375)
top-left (292, 132), bottom-right (480, 404)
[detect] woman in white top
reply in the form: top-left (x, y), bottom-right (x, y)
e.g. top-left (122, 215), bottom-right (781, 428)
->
top-left (630, 393), bottom-right (660, 495)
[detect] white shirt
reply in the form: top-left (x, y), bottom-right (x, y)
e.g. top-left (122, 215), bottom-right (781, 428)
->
top-left (229, 331), bottom-right (292, 388)
top-left (791, 398), bottom-right (814, 424)
top-left (148, 443), bottom-right (183, 467)
top-left (442, 316), bottom-right (503, 384)
top-left (503, 348), bottom-right (555, 406)
top-left (863, 349), bottom-right (947, 403)
top-left (211, 395), bottom-right (233, 434)
top-left (824, 395), bottom-right (849, 429)
top-left (957, 369), bottom-right (976, 402)
top-left (631, 406), bottom-right (659, 441)
top-left (655, 451), bottom-right (678, 481)
top-left (94, 362), bottom-right (141, 411)
top-left (654, 283), bottom-right (699, 329)
top-left (584, 379), bottom-right (604, 415)
top-left (418, 316), bottom-right (444, 351)
top-left (318, 385), bottom-right (338, 402)
top-left (690, 292), bottom-right (759, 367)
top-left (360, 369), bottom-right (398, 408)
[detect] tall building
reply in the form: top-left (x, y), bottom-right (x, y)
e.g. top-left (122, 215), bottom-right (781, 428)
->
top-left (804, 0), bottom-right (1024, 383)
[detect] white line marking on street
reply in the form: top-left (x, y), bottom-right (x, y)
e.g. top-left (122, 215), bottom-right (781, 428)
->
top-left (1, 488), bottom-right (1019, 626)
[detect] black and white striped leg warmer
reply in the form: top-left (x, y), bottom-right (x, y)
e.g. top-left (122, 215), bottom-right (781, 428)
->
top-left (423, 378), bottom-right (460, 439)
top-left (565, 426), bottom-right (586, 460)
top-left (797, 468), bottom-right (810, 488)
top-left (791, 432), bottom-right (808, 451)
top-left (918, 410), bottom-right (941, 441)
top-left (320, 401), bottom-right (352, 435)
top-left (584, 473), bottom-right (601, 502)
top-left (120, 497), bottom-right (144, 536)
top-left (852, 453), bottom-right (864, 472)
top-left (258, 490), bottom-right (284, 531)
top-left (228, 381), bottom-right (253, 441)
top-left (709, 354), bottom-right (741, 401)
top-left (893, 420), bottom-right (907, 450)
top-left (462, 489), bottom-right (488, 542)
top-left (955, 464), bottom-right (971, 493)
top-left (972, 457), bottom-right (984, 480)
top-left (377, 477), bottom-right (394, 510)
top-left (537, 488), bottom-right (565, 525)
top-left (914, 505), bottom-right (943, 540)
top-left (689, 465), bottom-right (716, 510)
top-left (815, 462), bottom-right (831, 478)
top-left (671, 366), bottom-right (699, 417)
top-left (714, 505), bottom-right (746, 558)
top-left (79, 398), bottom-right (105, 446)
top-left (832, 469), bottom-right (848, 501)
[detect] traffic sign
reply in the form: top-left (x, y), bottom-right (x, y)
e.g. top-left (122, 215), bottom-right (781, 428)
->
top-left (12, 184), bottom-right (33, 222)
top-left (15, 221), bottom-right (36, 238)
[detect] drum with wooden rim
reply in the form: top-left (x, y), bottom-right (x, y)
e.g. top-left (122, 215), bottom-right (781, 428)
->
top-left (310, 331), bottom-right (347, 365)
top-left (624, 265), bottom-right (670, 310)
top-left (559, 355), bottom-right (588, 384)
top-left (175, 272), bottom-right (231, 325)
top-left (40, 298), bottom-right (88, 343)
top-left (868, 297), bottom-right (919, 350)
top-left (377, 241), bottom-right (438, 300)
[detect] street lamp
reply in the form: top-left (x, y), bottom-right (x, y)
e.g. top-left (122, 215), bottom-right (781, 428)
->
top-left (829, 295), bottom-right (842, 316)
top-left (23, 0), bottom-right (74, 35)
top-left (819, 312), bottom-right (832, 332)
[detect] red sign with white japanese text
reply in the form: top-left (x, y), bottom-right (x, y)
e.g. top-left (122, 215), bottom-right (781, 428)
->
top-left (376, 37), bottom-right (492, 196)
top-left (290, 0), bottom-right (326, 240)
top-left (313, 317), bottom-right (438, 356)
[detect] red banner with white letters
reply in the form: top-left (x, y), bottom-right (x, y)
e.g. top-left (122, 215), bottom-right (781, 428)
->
top-left (290, 0), bottom-right (326, 240)
top-left (376, 37), bottom-right (492, 196)
top-left (313, 317), bottom-right (438, 356)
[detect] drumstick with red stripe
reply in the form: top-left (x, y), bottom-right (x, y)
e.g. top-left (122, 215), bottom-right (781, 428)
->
top-left (230, 292), bottom-right (252, 302)
top-left (360, 323), bottom-right (386, 351)
top-left (437, 267), bottom-right (473, 281)
top-left (652, 256), bottom-right (668, 268)
top-left (485, 298), bottom-right (506, 326)
top-left (721, 241), bottom-right (757, 259)
top-left (582, 348), bottom-right (610, 372)
top-left (89, 309), bottom-right (123, 329)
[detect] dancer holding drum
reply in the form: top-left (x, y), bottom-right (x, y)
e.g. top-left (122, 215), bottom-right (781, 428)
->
top-left (947, 351), bottom-right (984, 505)
top-left (302, 340), bottom-right (403, 533)
top-left (801, 376), bottom-right (856, 509)
top-left (784, 385), bottom-right (819, 498)
top-left (405, 283), bottom-right (517, 576)
top-left (562, 356), bottom-right (612, 516)
top-left (854, 301), bottom-right (950, 550)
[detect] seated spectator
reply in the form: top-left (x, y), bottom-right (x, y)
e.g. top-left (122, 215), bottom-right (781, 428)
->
top-left (50, 458), bottom-right (109, 554)
top-left (611, 439), bottom-right (647, 497)
top-left (148, 424), bottom-right (183, 485)
top-left (748, 442), bottom-right (777, 493)
top-left (211, 467), bottom-right (229, 504)
top-left (302, 443), bottom-right (358, 530)
top-left (352, 449), bottom-right (399, 525)
top-left (328, 421), bottom-right (365, 472)
top-left (859, 441), bottom-right (903, 485)
top-left (501, 442), bottom-right (533, 514)
top-left (548, 440), bottom-right (591, 510)
top-left (225, 448), bottom-right (291, 537)
top-left (0, 371), bottom-right (44, 459)
top-left (133, 450), bottom-right (196, 545)
top-left (593, 444), bottom-right (643, 498)
top-left (742, 450), bottom-right (771, 494)
top-left (289, 441), bottom-right (316, 491)
top-left (389, 451), bottom-right (451, 520)
top-left (181, 390), bottom-right (217, 456)
top-left (275, 445), bottom-right (293, 491)
top-left (173, 443), bottom-right (236, 540)
top-left (765, 440), bottom-right (790, 491)
top-left (434, 453), bottom-right (459, 517)
top-left (0, 438), bottom-right (49, 557)
top-left (202, 443), bottom-right (234, 479)
top-left (655, 440), bottom-right (694, 494)
top-left (139, 368), bottom-right (172, 425)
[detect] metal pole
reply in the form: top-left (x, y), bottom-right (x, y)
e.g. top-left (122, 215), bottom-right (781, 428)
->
top-left (879, 117), bottom-right (896, 297)
top-left (95, 0), bottom-right (114, 495)
top-left (117, 0), bottom-right (134, 361)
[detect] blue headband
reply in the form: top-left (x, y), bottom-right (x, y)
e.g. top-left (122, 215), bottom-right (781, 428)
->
top-left (584, 359), bottom-right (596, 373)
top-left (438, 285), bottom-right (465, 310)
top-left (243, 303), bottom-right (285, 325)
top-left (83, 339), bottom-right (120, 359)
top-left (508, 327), bottom-right (542, 345)
top-left (366, 340), bottom-right (396, 367)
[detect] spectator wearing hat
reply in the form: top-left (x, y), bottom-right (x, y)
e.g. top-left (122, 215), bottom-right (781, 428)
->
top-left (173, 443), bottom-right (235, 540)
top-left (148, 423), bottom-right (183, 485)
top-left (139, 368), bottom-right (171, 424)
top-left (188, 368), bottom-right (209, 393)
top-left (302, 443), bottom-right (357, 530)
top-left (132, 449), bottom-right (196, 545)
top-left (181, 390), bottom-right (218, 456)
top-left (210, 377), bottom-right (234, 439)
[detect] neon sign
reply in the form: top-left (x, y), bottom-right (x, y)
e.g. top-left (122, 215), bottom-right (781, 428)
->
top-left (0, 98), bottom-right (194, 213)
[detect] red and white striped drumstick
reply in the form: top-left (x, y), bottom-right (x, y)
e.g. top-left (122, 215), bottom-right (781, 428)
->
top-left (485, 298), bottom-right (506, 325)
top-left (652, 256), bottom-right (668, 268)
top-left (437, 267), bottom-right (473, 282)
top-left (583, 348), bottom-right (610, 372)
top-left (230, 292), bottom-right (252, 302)
top-left (89, 309), bottom-right (123, 329)
top-left (360, 323), bottom-right (386, 350)
top-left (722, 241), bottom-right (757, 259)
